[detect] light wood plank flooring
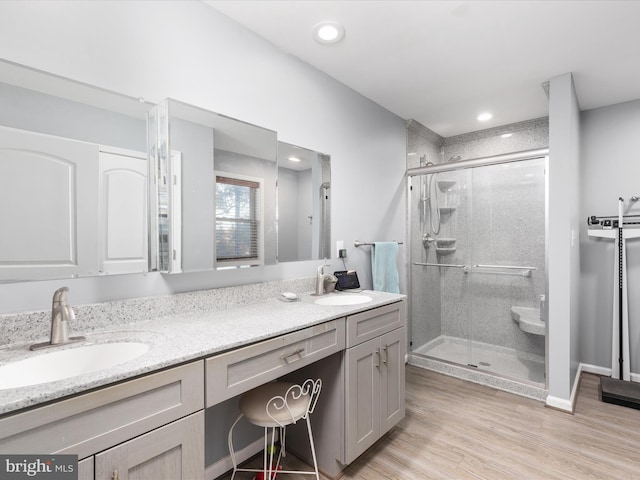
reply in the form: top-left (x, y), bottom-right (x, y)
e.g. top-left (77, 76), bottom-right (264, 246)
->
top-left (223, 366), bottom-right (640, 480)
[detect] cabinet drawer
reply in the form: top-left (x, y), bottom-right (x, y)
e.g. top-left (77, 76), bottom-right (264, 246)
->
top-left (0, 360), bottom-right (204, 459)
top-left (205, 319), bottom-right (345, 407)
top-left (346, 300), bottom-right (406, 348)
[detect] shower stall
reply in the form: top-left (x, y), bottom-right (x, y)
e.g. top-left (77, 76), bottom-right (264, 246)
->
top-left (407, 148), bottom-right (548, 398)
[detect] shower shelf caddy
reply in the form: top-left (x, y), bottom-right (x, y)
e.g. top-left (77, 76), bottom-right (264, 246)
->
top-left (435, 238), bottom-right (456, 255)
top-left (437, 179), bottom-right (456, 191)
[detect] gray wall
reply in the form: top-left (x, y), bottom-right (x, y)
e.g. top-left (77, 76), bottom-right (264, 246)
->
top-left (0, 82), bottom-right (146, 151)
top-left (277, 166), bottom-right (301, 262)
top-left (580, 98), bottom-right (640, 375)
top-left (0, 1), bottom-right (406, 314)
top-left (547, 73), bottom-right (581, 407)
top-left (170, 117), bottom-right (216, 272)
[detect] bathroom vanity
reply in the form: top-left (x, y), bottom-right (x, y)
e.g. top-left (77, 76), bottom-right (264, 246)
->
top-left (0, 289), bottom-right (406, 480)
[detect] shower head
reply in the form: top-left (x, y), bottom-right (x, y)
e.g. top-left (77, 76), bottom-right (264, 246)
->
top-left (449, 155), bottom-right (462, 162)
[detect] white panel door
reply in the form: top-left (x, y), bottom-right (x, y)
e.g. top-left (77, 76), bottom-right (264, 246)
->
top-left (0, 125), bottom-right (99, 280)
top-left (98, 149), bottom-right (148, 275)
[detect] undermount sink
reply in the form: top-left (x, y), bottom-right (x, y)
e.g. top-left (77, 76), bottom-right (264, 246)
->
top-left (0, 342), bottom-right (150, 390)
top-left (314, 294), bottom-right (372, 306)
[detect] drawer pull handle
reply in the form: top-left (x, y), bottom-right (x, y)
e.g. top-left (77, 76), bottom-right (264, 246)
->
top-left (382, 345), bottom-right (388, 365)
top-left (375, 349), bottom-right (380, 368)
top-left (281, 348), bottom-right (305, 364)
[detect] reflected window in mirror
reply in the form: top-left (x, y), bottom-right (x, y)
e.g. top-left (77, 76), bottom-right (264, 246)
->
top-left (277, 142), bottom-right (331, 262)
top-left (149, 98), bottom-right (277, 274)
top-left (215, 173), bottom-right (263, 267)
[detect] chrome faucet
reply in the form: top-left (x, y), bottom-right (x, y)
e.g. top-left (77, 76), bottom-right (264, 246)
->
top-left (30, 287), bottom-right (85, 351)
top-left (316, 264), bottom-right (332, 296)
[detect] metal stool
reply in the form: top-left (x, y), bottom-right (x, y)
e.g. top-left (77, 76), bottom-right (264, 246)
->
top-left (228, 379), bottom-right (322, 480)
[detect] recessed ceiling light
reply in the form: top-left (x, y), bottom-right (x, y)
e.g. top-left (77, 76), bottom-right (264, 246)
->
top-left (477, 112), bottom-right (493, 122)
top-left (313, 21), bottom-right (345, 44)
top-left (500, 133), bottom-right (513, 138)
top-left (288, 156), bottom-right (301, 163)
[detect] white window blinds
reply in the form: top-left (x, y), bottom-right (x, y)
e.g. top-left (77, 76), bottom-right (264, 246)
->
top-left (215, 175), bottom-right (261, 263)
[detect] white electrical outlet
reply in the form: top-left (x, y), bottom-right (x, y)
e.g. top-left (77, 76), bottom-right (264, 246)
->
top-left (336, 241), bottom-right (344, 256)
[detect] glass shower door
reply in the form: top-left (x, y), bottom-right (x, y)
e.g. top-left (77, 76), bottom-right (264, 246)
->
top-left (409, 167), bottom-right (471, 366)
top-left (466, 158), bottom-right (546, 383)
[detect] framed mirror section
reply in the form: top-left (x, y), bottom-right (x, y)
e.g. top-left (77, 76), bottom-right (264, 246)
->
top-left (0, 59), bottom-right (152, 282)
top-left (277, 142), bottom-right (331, 262)
top-left (148, 99), bottom-right (278, 273)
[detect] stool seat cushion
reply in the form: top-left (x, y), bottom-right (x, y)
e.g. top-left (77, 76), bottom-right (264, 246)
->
top-left (239, 382), bottom-right (311, 428)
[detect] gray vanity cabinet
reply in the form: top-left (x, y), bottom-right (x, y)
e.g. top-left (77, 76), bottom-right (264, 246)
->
top-left (94, 411), bottom-right (203, 480)
top-left (0, 361), bottom-right (204, 480)
top-left (344, 301), bottom-right (406, 464)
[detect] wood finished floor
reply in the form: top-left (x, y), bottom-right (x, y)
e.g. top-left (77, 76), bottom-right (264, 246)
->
top-left (223, 366), bottom-right (640, 480)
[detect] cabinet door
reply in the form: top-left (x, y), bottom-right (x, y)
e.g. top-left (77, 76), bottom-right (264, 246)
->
top-left (380, 327), bottom-right (406, 434)
top-left (95, 411), bottom-right (204, 480)
top-left (78, 457), bottom-right (94, 480)
top-left (345, 337), bottom-right (380, 464)
top-left (98, 149), bottom-right (148, 275)
top-left (0, 125), bottom-right (99, 280)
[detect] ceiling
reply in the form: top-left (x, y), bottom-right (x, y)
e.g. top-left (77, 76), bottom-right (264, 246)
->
top-left (205, 0), bottom-right (640, 138)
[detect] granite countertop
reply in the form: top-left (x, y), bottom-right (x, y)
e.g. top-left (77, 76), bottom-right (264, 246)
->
top-left (0, 290), bottom-right (405, 416)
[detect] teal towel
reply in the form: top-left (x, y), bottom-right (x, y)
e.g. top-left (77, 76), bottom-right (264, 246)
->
top-left (371, 242), bottom-right (400, 293)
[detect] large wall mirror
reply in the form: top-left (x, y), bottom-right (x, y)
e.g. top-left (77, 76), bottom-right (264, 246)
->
top-left (0, 60), bottom-right (151, 282)
top-left (148, 99), bottom-right (278, 273)
top-left (0, 59), bottom-right (332, 283)
top-left (277, 142), bottom-right (331, 262)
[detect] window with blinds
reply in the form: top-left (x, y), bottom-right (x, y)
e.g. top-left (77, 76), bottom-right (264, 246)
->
top-left (215, 174), bottom-right (262, 265)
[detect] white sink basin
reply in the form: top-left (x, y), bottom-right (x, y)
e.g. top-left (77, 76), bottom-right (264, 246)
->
top-left (0, 342), bottom-right (150, 390)
top-left (314, 294), bottom-right (372, 306)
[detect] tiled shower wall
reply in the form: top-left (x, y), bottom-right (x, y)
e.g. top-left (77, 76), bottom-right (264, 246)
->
top-left (408, 118), bottom-right (549, 357)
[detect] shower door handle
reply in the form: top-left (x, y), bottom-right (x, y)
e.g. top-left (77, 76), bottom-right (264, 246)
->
top-left (413, 262), bottom-right (467, 268)
top-left (470, 264), bottom-right (536, 277)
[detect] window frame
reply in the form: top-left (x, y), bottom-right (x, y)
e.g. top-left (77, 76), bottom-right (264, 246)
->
top-left (214, 170), bottom-right (264, 268)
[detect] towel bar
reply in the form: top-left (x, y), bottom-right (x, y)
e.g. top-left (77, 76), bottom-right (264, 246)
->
top-left (354, 240), bottom-right (403, 247)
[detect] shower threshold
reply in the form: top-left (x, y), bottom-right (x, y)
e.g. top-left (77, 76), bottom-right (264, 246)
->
top-left (409, 335), bottom-right (547, 401)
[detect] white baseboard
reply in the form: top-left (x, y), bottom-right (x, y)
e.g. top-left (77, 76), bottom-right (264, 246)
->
top-left (547, 363), bottom-right (640, 413)
top-left (580, 363), bottom-right (611, 377)
top-left (580, 363), bottom-right (640, 382)
top-left (546, 362), bottom-right (585, 413)
top-left (206, 437), bottom-right (263, 480)
top-left (546, 394), bottom-right (574, 412)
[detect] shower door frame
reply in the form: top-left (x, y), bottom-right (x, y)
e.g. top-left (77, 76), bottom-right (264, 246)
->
top-left (406, 147), bottom-right (549, 386)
